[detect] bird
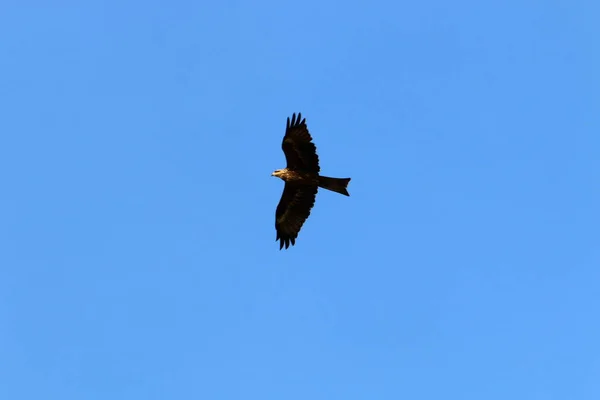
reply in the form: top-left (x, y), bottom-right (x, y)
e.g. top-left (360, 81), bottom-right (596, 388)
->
top-left (272, 112), bottom-right (351, 250)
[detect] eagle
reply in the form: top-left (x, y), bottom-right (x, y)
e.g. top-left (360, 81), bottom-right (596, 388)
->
top-left (272, 113), bottom-right (351, 250)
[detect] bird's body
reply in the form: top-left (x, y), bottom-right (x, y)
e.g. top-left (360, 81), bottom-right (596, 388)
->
top-left (272, 113), bottom-right (351, 250)
top-left (272, 168), bottom-right (318, 185)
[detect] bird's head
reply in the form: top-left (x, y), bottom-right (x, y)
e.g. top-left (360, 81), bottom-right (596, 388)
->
top-left (271, 169), bottom-right (284, 178)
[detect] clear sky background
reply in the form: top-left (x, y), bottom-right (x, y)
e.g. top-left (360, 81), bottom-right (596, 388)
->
top-left (1, 1), bottom-right (599, 399)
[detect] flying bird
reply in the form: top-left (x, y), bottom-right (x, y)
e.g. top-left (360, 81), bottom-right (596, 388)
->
top-left (272, 113), bottom-right (351, 250)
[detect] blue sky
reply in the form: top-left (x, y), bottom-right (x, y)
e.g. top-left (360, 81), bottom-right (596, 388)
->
top-left (1, 1), bottom-right (599, 399)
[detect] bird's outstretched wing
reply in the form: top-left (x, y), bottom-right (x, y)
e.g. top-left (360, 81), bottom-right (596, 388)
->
top-left (275, 183), bottom-right (318, 250)
top-left (282, 113), bottom-right (320, 173)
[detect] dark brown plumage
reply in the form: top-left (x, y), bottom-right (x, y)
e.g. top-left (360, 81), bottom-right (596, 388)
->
top-left (272, 113), bottom-right (351, 250)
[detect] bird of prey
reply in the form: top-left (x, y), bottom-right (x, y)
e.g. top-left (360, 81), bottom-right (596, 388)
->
top-left (272, 112), bottom-right (351, 250)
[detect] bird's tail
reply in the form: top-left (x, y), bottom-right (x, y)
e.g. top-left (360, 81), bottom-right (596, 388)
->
top-left (318, 176), bottom-right (351, 196)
